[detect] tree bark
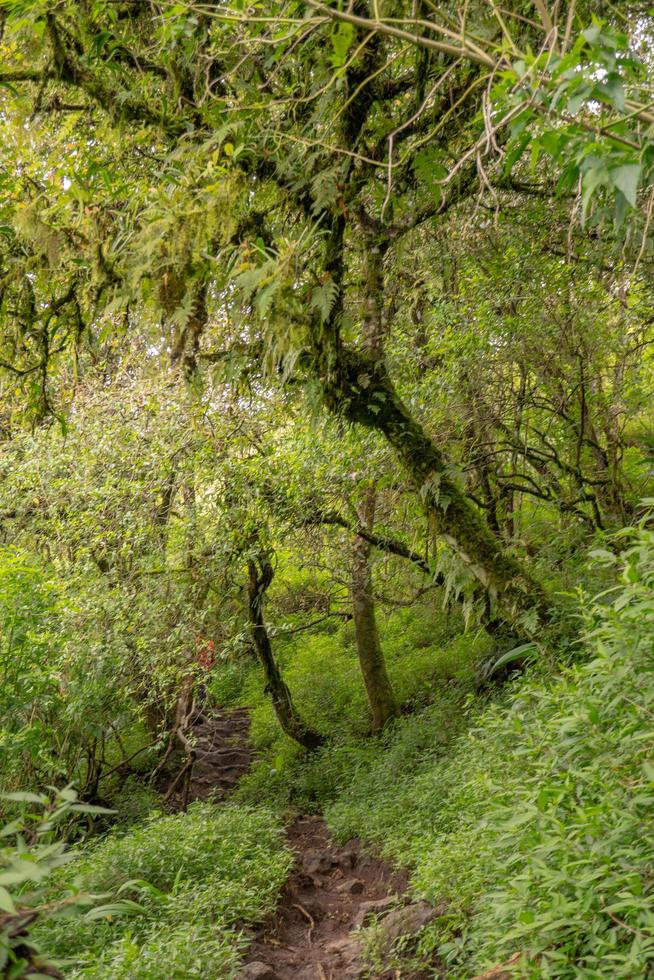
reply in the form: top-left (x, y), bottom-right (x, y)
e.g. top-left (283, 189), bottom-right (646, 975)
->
top-left (247, 557), bottom-right (324, 751)
top-left (350, 486), bottom-right (398, 732)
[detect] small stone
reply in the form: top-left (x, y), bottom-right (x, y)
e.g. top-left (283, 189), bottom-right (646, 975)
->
top-left (295, 968), bottom-right (322, 980)
top-left (239, 962), bottom-right (280, 980)
top-left (376, 900), bottom-right (439, 954)
top-left (336, 878), bottom-right (364, 895)
top-left (353, 895), bottom-right (397, 928)
top-left (338, 846), bottom-right (359, 870)
top-left (302, 849), bottom-right (334, 875)
top-left (324, 937), bottom-right (359, 960)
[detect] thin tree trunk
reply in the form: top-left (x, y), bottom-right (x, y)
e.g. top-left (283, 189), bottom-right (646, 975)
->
top-left (247, 558), bottom-right (324, 751)
top-left (351, 485), bottom-right (397, 732)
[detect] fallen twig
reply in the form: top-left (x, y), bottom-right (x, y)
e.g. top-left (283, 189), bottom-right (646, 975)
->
top-left (292, 902), bottom-right (315, 946)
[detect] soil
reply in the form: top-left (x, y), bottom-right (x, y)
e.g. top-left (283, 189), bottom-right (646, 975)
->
top-left (165, 705), bottom-right (253, 809)
top-left (241, 814), bottom-right (430, 980)
top-left (187, 705), bottom-right (253, 799)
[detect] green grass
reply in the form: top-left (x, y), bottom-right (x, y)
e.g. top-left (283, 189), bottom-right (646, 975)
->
top-left (34, 803), bottom-right (293, 979)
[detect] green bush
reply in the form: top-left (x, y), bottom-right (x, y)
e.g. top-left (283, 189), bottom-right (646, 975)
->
top-left (0, 787), bottom-right (142, 979)
top-left (105, 776), bottom-right (161, 828)
top-left (0, 548), bottom-right (65, 789)
top-left (68, 923), bottom-right (242, 980)
top-left (208, 655), bottom-right (258, 707)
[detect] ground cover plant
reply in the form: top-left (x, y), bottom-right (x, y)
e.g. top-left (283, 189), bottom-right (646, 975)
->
top-left (318, 527), bottom-right (654, 976)
top-left (33, 804), bottom-right (293, 979)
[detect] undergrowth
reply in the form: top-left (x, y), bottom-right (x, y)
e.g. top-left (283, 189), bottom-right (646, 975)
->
top-left (236, 525), bottom-right (654, 977)
top-left (30, 528), bottom-right (654, 979)
top-left (34, 803), bottom-right (293, 979)
top-left (233, 602), bottom-right (490, 811)
top-left (327, 526), bottom-right (654, 977)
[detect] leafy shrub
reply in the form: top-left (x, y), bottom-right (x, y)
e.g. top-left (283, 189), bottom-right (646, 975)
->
top-left (0, 549), bottom-right (64, 789)
top-left (208, 655), bottom-right (258, 708)
top-left (0, 788), bottom-right (130, 980)
top-left (103, 777), bottom-right (162, 828)
top-left (69, 924), bottom-right (242, 980)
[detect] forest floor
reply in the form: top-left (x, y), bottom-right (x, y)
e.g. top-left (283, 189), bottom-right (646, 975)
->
top-left (242, 814), bottom-right (420, 980)
top-left (174, 706), bottom-right (436, 980)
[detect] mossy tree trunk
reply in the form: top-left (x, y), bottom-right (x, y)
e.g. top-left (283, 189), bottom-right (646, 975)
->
top-left (350, 485), bottom-right (398, 733)
top-left (247, 557), bottom-right (324, 751)
top-left (314, 342), bottom-right (551, 635)
top-left (312, 219), bottom-right (551, 636)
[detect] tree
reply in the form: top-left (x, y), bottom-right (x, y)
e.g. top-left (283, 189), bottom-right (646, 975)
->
top-left (1, 2), bottom-right (653, 636)
top-left (247, 552), bottom-right (324, 750)
top-left (350, 483), bottom-right (398, 731)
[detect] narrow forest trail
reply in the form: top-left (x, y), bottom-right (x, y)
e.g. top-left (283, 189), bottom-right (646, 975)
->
top-left (187, 705), bottom-right (253, 801)
top-left (176, 707), bottom-right (434, 979)
top-left (241, 815), bottom-right (433, 980)
top-left (165, 705), bottom-right (253, 809)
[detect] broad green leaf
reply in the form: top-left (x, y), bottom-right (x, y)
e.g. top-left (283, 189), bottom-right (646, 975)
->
top-left (0, 887), bottom-right (16, 914)
top-left (610, 164), bottom-right (642, 207)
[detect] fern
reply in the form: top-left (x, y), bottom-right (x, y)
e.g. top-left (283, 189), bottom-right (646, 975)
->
top-left (310, 279), bottom-right (338, 323)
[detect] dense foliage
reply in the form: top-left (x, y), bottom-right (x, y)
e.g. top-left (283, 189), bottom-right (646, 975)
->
top-left (1, 1), bottom-right (654, 977)
top-left (34, 803), bottom-right (292, 979)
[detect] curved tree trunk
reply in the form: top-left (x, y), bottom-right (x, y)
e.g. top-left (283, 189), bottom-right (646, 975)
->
top-left (351, 485), bottom-right (398, 732)
top-left (247, 558), bottom-right (324, 751)
top-left (310, 211), bottom-right (551, 637)
top-left (316, 344), bottom-right (551, 635)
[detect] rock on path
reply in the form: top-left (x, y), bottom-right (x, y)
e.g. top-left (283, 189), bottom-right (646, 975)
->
top-left (241, 815), bottom-right (436, 980)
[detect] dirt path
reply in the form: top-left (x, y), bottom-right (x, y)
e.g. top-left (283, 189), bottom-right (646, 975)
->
top-left (187, 705), bottom-right (253, 800)
top-left (171, 708), bottom-right (435, 978)
top-left (241, 815), bottom-right (433, 980)
top-left (165, 705), bottom-right (253, 809)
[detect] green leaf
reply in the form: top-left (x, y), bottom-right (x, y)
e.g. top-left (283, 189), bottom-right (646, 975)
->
top-left (83, 899), bottom-right (145, 921)
top-left (642, 762), bottom-right (654, 783)
top-left (487, 643), bottom-right (538, 678)
top-left (0, 865), bottom-right (41, 886)
top-left (0, 792), bottom-right (46, 804)
top-left (68, 803), bottom-right (117, 815)
top-left (330, 22), bottom-right (354, 68)
top-left (0, 887), bottom-right (16, 914)
top-left (581, 164), bottom-right (608, 222)
top-left (0, 820), bottom-right (24, 839)
top-left (610, 164), bottom-right (641, 207)
top-left (540, 130), bottom-right (563, 158)
top-left (582, 23), bottom-right (603, 45)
